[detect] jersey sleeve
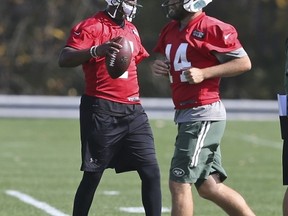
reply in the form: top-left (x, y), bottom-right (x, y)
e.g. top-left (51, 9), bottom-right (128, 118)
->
top-left (128, 24), bottom-right (149, 64)
top-left (135, 44), bottom-right (149, 64)
top-left (203, 21), bottom-right (243, 53)
top-left (65, 19), bottom-right (100, 50)
top-left (153, 23), bottom-right (171, 54)
top-left (153, 34), bottom-right (165, 54)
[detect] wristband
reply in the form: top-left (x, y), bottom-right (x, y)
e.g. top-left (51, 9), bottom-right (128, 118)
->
top-left (90, 46), bottom-right (99, 58)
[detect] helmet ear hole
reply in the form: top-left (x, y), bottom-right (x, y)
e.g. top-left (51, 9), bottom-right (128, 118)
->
top-left (183, 0), bottom-right (212, 13)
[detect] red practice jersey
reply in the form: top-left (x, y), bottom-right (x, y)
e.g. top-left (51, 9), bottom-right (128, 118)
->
top-left (66, 11), bottom-right (149, 104)
top-left (154, 12), bottom-right (243, 109)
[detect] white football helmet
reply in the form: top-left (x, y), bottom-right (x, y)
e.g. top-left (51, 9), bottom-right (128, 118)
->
top-left (162, 0), bottom-right (212, 13)
top-left (183, 0), bottom-right (212, 12)
top-left (105, 0), bottom-right (142, 21)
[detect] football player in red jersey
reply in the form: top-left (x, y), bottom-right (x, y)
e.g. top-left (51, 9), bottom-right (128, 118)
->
top-left (151, 0), bottom-right (255, 215)
top-left (58, 1), bottom-right (162, 215)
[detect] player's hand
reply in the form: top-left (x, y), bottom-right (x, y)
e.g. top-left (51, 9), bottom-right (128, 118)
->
top-left (150, 59), bottom-right (170, 77)
top-left (183, 67), bottom-right (205, 84)
top-left (96, 37), bottom-right (123, 58)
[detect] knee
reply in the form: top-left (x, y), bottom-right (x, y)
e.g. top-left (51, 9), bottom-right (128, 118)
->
top-left (169, 180), bottom-right (178, 196)
top-left (82, 171), bottom-right (102, 183)
top-left (197, 185), bottom-right (212, 199)
top-left (197, 173), bottom-right (224, 200)
top-left (138, 165), bottom-right (161, 182)
top-left (197, 181), bottom-right (221, 200)
top-left (169, 180), bottom-right (191, 197)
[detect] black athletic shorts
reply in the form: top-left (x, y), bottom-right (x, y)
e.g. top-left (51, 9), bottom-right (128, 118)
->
top-left (79, 95), bottom-right (159, 173)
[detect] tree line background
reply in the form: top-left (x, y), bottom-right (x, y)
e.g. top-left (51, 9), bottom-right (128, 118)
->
top-left (1, 0), bottom-right (288, 99)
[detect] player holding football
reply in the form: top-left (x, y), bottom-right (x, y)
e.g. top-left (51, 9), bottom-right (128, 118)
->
top-left (151, 0), bottom-right (256, 215)
top-left (58, 0), bottom-right (162, 215)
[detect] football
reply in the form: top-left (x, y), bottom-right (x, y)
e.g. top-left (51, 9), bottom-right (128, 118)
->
top-left (105, 37), bottom-right (132, 79)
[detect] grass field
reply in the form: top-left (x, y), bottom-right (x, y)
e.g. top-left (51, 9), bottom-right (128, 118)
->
top-left (0, 118), bottom-right (285, 216)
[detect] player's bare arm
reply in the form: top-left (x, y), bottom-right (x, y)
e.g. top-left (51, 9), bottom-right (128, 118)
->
top-left (184, 55), bottom-right (251, 84)
top-left (58, 47), bottom-right (91, 67)
top-left (151, 59), bottom-right (170, 77)
top-left (58, 39), bottom-right (123, 68)
top-left (150, 53), bottom-right (170, 77)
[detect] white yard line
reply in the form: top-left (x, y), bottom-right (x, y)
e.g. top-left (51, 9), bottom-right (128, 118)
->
top-left (119, 207), bottom-right (171, 213)
top-left (5, 189), bottom-right (170, 215)
top-left (227, 131), bottom-right (282, 150)
top-left (5, 190), bottom-right (69, 216)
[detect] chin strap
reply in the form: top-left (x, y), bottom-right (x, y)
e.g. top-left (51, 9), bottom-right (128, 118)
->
top-left (106, 4), bottom-right (121, 19)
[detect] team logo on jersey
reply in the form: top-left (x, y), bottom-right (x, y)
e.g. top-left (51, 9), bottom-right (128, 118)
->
top-left (172, 168), bottom-right (185, 177)
top-left (192, 30), bottom-right (205, 39)
top-left (74, 31), bottom-right (81, 36)
top-left (128, 96), bottom-right (140, 102)
top-left (132, 29), bottom-right (139, 37)
top-left (224, 33), bottom-right (232, 40)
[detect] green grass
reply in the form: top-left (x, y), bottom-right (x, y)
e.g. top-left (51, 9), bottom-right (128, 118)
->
top-left (0, 118), bottom-right (285, 215)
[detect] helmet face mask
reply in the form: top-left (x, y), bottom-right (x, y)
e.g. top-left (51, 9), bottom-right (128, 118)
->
top-left (162, 0), bottom-right (212, 15)
top-left (105, 0), bottom-right (142, 21)
top-left (122, 1), bottom-right (139, 21)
